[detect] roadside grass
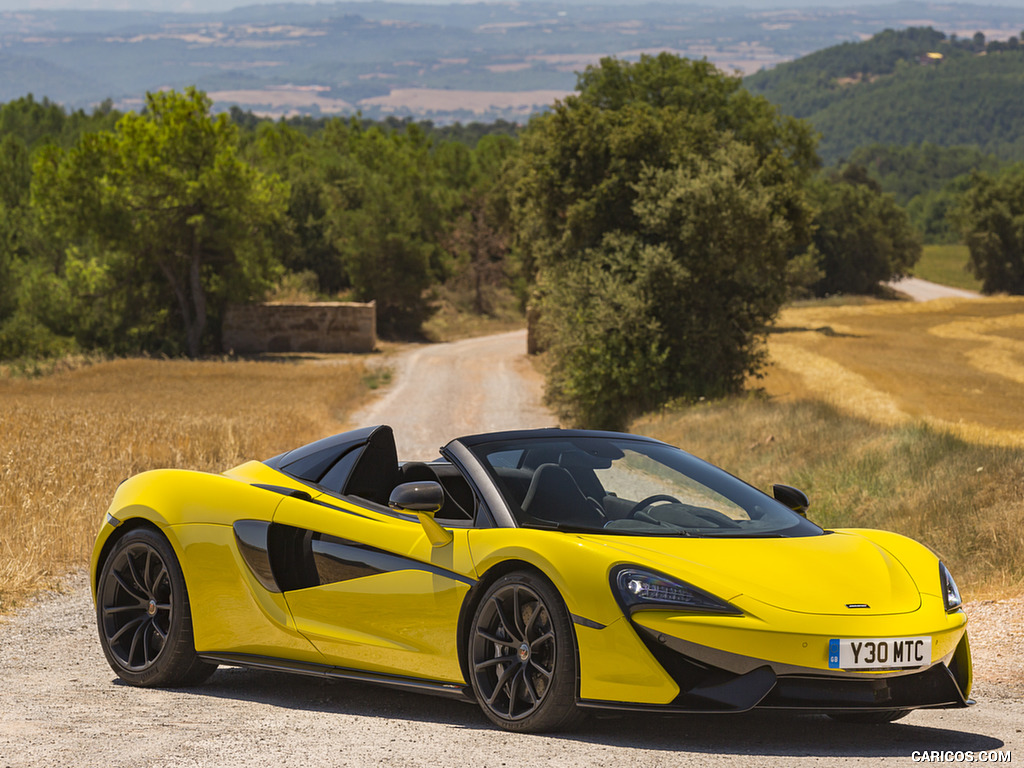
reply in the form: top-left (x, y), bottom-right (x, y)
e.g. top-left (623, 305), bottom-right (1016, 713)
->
top-left (635, 397), bottom-right (1024, 600)
top-left (912, 244), bottom-right (981, 292)
top-left (0, 357), bottom-right (370, 612)
top-left (0, 351), bottom-right (108, 379)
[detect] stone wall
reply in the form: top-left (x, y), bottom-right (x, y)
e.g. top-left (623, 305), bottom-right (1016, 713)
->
top-left (223, 301), bottom-right (376, 354)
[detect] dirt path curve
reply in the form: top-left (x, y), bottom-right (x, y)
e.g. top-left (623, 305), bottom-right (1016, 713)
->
top-left (2, 331), bottom-right (1021, 767)
top-left (351, 329), bottom-right (555, 459)
top-left (890, 276), bottom-right (982, 302)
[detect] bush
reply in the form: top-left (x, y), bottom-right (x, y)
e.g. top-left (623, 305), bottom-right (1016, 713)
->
top-left (954, 164), bottom-right (1024, 294)
top-left (810, 165), bottom-right (922, 296)
top-left (510, 54), bottom-right (817, 429)
top-left (0, 312), bottom-right (75, 361)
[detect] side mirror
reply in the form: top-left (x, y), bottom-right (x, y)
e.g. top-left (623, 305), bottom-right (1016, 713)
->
top-left (389, 481), bottom-right (444, 514)
top-left (389, 481), bottom-right (452, 547)
top-left (773, 484), bottom-right (810, 517)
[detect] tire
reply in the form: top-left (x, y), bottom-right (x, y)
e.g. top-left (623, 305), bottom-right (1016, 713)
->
top-left (467, 571), bottom-right (585, 733)
top-left (96, 527), bottom-right (216, 687)
top-left (828, 709), bottom-right (911, 724)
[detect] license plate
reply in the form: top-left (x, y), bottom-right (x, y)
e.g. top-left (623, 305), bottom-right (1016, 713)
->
top-left (828, 637), bottom-right (931, 669)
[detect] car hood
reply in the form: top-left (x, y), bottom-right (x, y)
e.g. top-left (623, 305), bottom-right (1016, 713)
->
top-left (584, 531), bottom-right (922, 615)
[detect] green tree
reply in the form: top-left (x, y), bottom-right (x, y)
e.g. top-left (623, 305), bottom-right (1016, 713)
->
top-left (809, 164), bottom-right (922, 296)
top-left (0, 135), bottom-right (31, 323)
top-left (244, 121), bottom-right (340, 292)
top-left (0, 134), bottom-right (67, 359)
top-left (848, 143), bottom-right (1001, 206)
top-left (954, 164), bottom-right (1024, 294)
top-left (510, 53), bottom-right (817, 429)
top-left (319, 120), bottom-right (450, 335)
top-left (439, 134), bottom-right (517, 315)
top-left (0, 94), bottom-right (119, 151)
top-left (33, 88), bottom-right (287, 357)
top-left (242, 116), bottom-right (513, 333)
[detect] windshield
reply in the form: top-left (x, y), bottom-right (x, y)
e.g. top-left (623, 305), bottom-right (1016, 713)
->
top-left (468, 436), bottom-right (823, 538)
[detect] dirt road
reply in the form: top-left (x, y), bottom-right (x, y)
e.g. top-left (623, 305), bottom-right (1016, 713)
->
top-left (890, 277), bottom-right (982, 302)
top-left (2, 331), bottom-right (1021, 767)
top-left (351, 330), bottom-right (554, 459)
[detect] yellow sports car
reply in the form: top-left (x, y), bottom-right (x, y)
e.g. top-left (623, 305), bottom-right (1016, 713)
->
top-left (91, 426), bottom-right (972, 732)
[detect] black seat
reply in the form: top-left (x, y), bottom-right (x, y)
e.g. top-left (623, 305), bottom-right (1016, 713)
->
top-left (520, 464), bottom-right (605, 528)
top-left (399, 461), bottom-right (439, 485)
top-left (343, 426), bottom-right (400, 507)
top-left (558, 451), bottom-right (607, 501)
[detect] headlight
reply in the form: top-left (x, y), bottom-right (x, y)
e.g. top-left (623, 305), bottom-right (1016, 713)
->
top-left (939, 562), bottom-right (963, 612)
top-left (612, 566), bottom-right (742, 615)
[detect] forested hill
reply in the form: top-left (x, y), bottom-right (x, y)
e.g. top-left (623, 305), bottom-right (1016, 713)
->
top-left (745, 27), bottom-right (1024, 164)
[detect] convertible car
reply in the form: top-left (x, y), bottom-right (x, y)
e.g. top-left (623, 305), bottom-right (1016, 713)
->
top-left (90, 426), bottom-right (972, 732)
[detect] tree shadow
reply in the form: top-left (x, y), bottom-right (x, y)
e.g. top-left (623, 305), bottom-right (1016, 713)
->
top-left (768, 325), bottom-right (862, 338)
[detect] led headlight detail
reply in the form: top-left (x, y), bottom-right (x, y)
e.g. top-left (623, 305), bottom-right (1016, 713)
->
top-left (939, 562), bottom-right (963, 612)
top-left (613, 567), bottom-right (741, 615)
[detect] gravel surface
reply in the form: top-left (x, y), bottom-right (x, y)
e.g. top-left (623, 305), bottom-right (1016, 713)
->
top-left (3, 330), bottom-right (1021, 767)
top-left (350, 330), bottom-right (553, 460)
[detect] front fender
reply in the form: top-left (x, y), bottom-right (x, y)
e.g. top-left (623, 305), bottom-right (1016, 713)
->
top-left (466, 529), bottom-right (681, 704)
top-left (89, 469), bottom-right (279, 601)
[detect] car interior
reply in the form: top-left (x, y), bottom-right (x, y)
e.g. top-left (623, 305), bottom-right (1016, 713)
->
top-left (270, 426), bottom-right (791, 534)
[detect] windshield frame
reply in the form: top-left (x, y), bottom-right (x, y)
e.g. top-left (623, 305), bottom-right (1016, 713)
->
top-left (452, 430), bottom-right (824, 539)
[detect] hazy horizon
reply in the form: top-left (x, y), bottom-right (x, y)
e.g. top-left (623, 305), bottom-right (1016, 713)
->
top-left (4, 0), bottom-right (1024, 13)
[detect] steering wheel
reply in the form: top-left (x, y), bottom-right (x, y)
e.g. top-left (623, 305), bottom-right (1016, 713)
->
top-left (625, 494), bottom-right (682, 519)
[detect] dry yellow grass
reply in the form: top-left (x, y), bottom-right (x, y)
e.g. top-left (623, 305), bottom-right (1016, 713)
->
top-left (762, 296), bottom-right (1024, 446)
top-left (0, 356), bottom-right (371, 611)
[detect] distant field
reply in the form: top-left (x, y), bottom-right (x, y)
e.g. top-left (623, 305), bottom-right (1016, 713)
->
top-left (634, 295), bottom-right (1024, 597)
top-left (912, 244), bottom-right (982, 292)
top-left (206, 88), bottom-right (354, 116)
top-left (0, 357), bottom-right (370, 611)
top-left (763, 296), bottom-right (1024, 445)
top-left (356, 88), bottom-right (572, 117)
top-left (206, 86), bottom-right (573, 120)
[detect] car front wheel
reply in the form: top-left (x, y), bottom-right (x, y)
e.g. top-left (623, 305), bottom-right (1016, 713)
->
top-left (96, 527), bottom-right (216, 687)
top-left (468, 571), bottom-right (584, 732)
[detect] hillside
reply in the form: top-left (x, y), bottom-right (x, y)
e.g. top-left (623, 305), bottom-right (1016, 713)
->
top-left (745, 27), bottom-right (1024, 163)
top-left (2, 2), bottom-right (1024, 122)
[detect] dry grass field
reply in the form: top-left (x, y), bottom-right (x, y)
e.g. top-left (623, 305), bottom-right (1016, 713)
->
top-left (766, 296), bottom-right (1024, 446)
top-left (0, 357), bottom-right (370, 611)
top-left (636, 295), bottom-right (1024, 599)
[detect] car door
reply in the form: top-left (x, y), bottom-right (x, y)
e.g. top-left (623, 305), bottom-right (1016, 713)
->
top-left (270, 493), bottom-right (477, 683)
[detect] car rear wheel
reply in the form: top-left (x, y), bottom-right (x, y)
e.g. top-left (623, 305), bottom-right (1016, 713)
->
top-left (828, 709), bottom-right (911, 724)
top-left (96, 527), bottom-right (216, 687)
top-left (468, 572), bottom-right (584, 733)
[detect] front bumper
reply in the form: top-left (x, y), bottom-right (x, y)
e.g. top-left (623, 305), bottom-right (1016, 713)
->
top-left (575, 608), bottom-right (972, 714)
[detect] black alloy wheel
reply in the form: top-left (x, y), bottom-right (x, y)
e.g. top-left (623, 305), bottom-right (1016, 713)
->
top-left (468, 572), bottom-right (583, 732)
top-left (96, 527), bottom-right (216, 687)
